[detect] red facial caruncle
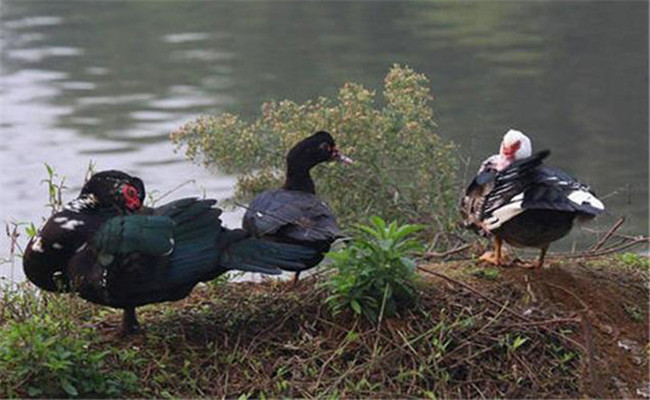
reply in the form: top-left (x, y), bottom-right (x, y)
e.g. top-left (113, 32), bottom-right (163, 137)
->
top-left (121, 184), bottom-right (142, 211)
top-left (501, 140), bottom-right (521, 160)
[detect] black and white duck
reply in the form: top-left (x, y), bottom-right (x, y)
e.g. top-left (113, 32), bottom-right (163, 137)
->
top-left (23, 170), bottom-right (316, 334)
top-left (460, 129), bottom-right (605, 268)
top-left (242, 131), bottom-right (353, 284)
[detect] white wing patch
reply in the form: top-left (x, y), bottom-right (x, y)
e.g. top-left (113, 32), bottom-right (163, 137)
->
top-left (54, 217), bottom-right (68, 223)
top-left (568, 190), bottom-right (605, 210)
top-left (31, 236), bottom-right (45, 253)
top-left (60, 219), bottom-right (85, 231)
top-left (52, 243), bottom-right (63, 250)
top-left (483, 193), bottom-right (525, 231)
top-left (75, 242), bottom-right (88, 253)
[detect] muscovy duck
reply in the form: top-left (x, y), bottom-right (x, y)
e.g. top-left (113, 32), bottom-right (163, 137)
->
top-left (242, 131), bottom-right (353, 284)
top-left (23, 170), bottom-right (316, 333)
top-left (460, 129), bottom-right (605, 268)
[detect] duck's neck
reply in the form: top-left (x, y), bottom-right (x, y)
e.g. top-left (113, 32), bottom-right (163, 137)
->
top-left (283, 163), bottom-right (316, 194)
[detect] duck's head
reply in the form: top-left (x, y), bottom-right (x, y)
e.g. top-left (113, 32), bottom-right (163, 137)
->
top-left (79, 170), bottom-right (145, 212)
top-left (286, 131), bottom-right (353, 170)
top-left (497, 129), bottom-right (532, 170)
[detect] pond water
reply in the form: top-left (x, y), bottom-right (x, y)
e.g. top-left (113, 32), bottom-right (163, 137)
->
top-left (1, 1), bottom-right (648, 281)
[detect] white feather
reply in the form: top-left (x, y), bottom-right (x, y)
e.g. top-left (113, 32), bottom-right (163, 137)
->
top-left (31, 236), bottom-right (44, 253)
top-left (75, 242), bottom-right (88, 253)
top-left (52, 243), bottom-right (63, 249)
top-left (568, 190), bottom-right (605, 210)
top-left (483, 193), bottom-right (525, 231)
top-left (60, 219), bottom-right (85, 231)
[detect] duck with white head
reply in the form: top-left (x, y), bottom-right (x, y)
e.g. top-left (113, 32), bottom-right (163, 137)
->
top-left (497, 129), bottom-right (532, 169)
top-left (460, 129), bottom-right (605, 268)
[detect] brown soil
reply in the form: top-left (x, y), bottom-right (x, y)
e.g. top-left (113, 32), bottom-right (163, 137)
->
top-left (503, 259), bottom-right (649, 398)
top-left (420, 256), bottom-right (649, 398)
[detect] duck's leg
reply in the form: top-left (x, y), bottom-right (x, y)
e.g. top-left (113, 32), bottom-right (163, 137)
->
top-left (479, 237), bottom-right (503, 266)
top-left (121, 307), bottom-right (140, 335)
top-left (519, 244), bottom-right (549, 269)
top-left (291, 271), bottom-right (301, 286)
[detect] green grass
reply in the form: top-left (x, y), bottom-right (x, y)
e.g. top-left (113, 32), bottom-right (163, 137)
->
top-left (0, 283), bottom-right (139, 398)
top-left (615, 252), bottom-right (650, 270)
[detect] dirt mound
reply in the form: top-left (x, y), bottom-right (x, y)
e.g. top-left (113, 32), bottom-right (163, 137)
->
top-left (500, 259), bottom-right (649, 398)
top-left (86, 255), bottom-right (646, 398)
top-left (420, 256), bottom-right (649, 398)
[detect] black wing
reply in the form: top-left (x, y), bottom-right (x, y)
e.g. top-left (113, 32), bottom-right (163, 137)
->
top-left (481, 150), bottom-right (551, 220)
top-left (521, 166), bottom-right (605, 216)
top-left (243, 189), bottom-right (340, 243)
top-left (23, 209), bottom-right (104, 292)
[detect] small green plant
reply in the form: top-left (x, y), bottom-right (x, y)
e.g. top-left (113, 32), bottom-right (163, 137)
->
top-left (501, 333), bottom-right (529, 354)
top-left (42, 163), bottom-right (67, 214)
top-left (623, 303), bottom-right (643, 322)
top-left (171, 65), bottom-right (460, 245)
top-left (471, 267), bottom-right (500, 280)
top-left (548, 341), bottom-right (577, 372)
top-left (324, 216), bottom-right (423, 322)
top-left (616, 252), bottom-right (650, 270)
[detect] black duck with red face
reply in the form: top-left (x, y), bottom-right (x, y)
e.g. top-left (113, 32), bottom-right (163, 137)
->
top-left (23, 170), bottom-right (316, 334)
top-left (460, 129), bottom-right (605, 268)
top-left (242, 131), bottom-right (352, 284)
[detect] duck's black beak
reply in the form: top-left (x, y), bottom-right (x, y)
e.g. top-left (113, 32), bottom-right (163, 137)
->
top-left (331, 147), bottom-right (354, 165)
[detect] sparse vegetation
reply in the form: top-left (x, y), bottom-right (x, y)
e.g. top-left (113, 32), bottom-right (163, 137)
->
top-left (616, 252), bottom-right (650, 270)
top-left (471, 266), bottom-right (501, 280)
top-left (1, 250), bottom-right (648, 398)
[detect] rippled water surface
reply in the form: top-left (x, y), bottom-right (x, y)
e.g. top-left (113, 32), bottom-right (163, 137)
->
top-left (1, 1), bottom-right (648, 280)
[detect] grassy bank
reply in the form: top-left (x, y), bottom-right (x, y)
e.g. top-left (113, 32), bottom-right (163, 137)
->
top-left (2, 254), bottom-right (648, 399)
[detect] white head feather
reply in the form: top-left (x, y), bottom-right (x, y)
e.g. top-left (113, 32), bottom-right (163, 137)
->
top-left (500, 129), bottom-right (532, 159)
top-left (495, 129), bottom-right (533, 170)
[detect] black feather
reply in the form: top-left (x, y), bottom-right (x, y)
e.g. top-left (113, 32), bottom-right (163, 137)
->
top-left (481, 150), bottom-right (550, 220)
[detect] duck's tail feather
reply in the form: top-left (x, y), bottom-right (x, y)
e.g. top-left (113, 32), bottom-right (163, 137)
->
top-left (219, 229), bottom-right (317, 274)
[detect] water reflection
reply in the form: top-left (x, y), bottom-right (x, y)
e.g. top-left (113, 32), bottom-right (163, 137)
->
top-left (1, 1), bottom-right (647, 280)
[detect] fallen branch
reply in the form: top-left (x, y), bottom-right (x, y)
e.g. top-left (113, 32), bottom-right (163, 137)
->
top-left (420, 244), bottom-right (471, 260)
top-left (551, 237), bottom-right (649, 259)
top-left (498, 317), bottom-right (581, 328)
top-left (590, 217), bottom-right (626, 252)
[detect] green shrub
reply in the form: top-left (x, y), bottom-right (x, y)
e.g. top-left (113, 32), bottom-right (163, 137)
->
top-left (0, 285), bottom-right (137, 398)
top-left (323, 216), bottom-right (423, 322)
top-left (171, 65), bottom-right (459, 244)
